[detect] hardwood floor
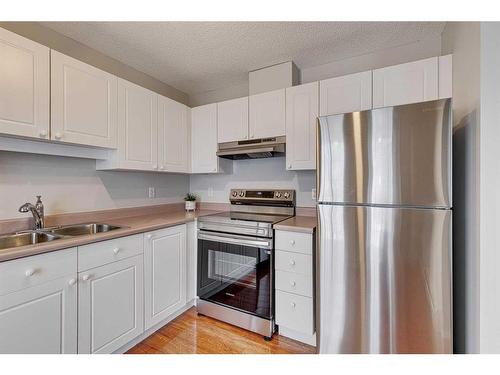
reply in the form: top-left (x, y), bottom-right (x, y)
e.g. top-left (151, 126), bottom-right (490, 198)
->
top-left (126, 307), bottom-right (316, 354)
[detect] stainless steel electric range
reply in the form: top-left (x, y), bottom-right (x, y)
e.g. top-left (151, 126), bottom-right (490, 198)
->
top-left (196, 189), bottom-right (295, 340)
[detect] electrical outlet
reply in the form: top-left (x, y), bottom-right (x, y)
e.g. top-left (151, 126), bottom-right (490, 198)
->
top-left (312, 188), bottom-right (317, 201)
top-left (148, 187), bottom-right (155, 199)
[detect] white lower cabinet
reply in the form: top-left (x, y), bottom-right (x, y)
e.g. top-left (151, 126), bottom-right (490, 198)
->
top-left (274, 229), bottom-right (316, 345)
top-left (78, 255), bottom-right (144, 354)
top-left (144, 225), bottom-right (187, 329)
top-left (0, 248), bottom-right (77, 354)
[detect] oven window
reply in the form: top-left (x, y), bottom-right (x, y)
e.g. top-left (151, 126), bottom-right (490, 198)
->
top-left (197, 239), bottom-right (272, 319)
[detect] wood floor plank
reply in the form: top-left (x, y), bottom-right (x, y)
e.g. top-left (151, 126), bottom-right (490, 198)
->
top-left (126, 307), bottom-right (316, 354)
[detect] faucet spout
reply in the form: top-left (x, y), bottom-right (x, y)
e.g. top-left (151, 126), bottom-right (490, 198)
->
top-left (18, 200), bottom-right (45, 230)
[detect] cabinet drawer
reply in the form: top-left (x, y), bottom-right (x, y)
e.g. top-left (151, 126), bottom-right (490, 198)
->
top-left (275, 250), bottom-right (312, 275)
top-left (276, 270), bottom-right (313, 297)
top-left (0, 247), bottom-right (77, 296)
top-left (78, 234), bottom-right (143, 271)
top-left (275, 230), bottom-right (312, 254)
top-left (276, 290), bottom-right (314, 335)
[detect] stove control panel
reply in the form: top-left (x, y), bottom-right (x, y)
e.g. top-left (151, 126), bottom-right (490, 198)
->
top-left (229, 189), bottom-right (295, 202)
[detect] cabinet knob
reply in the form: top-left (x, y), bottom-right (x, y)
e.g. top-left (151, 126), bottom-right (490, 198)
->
top-left (113, 247), bottom-right (121, 255)
top-left (54, 132), bottom-right (62, 140)
top-left (39, 130), bottom-right (47, 138)
top-left (68, 278), bottom-right (77, 286)
top-left (152, 164), bottom-right (158, 169)
top-left (289, 259), bottom-right (296, 266)
top-left (82, 274), bottom-right (91, 281)
top-left (159, 165), bottom-right (164, 170)
top-left (290, 281), bottom-right (296, 287)
top-left (288, 164), bottom-right (292, 169)
top-left (25, 269), bottom-right (36, 277)
top-left (146, 234), bottom-right (152, 240)
top-left (290, 240), bottom-right (295, 245)
top-left (291, 302), bottom-right (296, 308)
top-left (212, 168), bottom-right (216, 172)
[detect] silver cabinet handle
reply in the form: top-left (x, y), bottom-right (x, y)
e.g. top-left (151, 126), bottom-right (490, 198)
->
top-left (198, 232), bottom-right (272, 249)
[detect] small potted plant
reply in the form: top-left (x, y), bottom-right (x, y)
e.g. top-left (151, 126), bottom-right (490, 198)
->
top-left (184, 193), bottom-right (197, 211)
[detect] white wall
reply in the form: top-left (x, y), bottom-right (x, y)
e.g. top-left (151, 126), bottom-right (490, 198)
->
top-left (478, 22), bottom-right (500, 354)
top-left (441, 21), bottom-right (481, 354)
top-left (189, 157), bottom-right (316, 208)
top-left (0, 151), bottom-right (189, 220)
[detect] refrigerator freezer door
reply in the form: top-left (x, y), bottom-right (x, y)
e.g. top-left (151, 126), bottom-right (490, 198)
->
top-left (317, 99), bottom-right (452, 208)
top-left (317, 204), bottom-right (452, 353)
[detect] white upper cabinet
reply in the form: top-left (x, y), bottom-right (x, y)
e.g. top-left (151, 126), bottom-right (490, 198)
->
top-left (0, 28), bottom-right (49, 139)
top-left (319, 71), bottom-right (372, 116)
top-left (439, 54), bottom-right (453, 99)
top-left (249, 88), bottom-right (286, 139)
top-left (373, 57), bottom-right (439, 108)
top-left (286, 82), bottom-right (319, 170)
top-left (144, 225), bottom-right (187, 330)
top-left (191, 103), bottom-right (220, 173)
top-left (98, 79), bottom-right (158, 171)
top-left (158, 96), bottom-right (190, 173)
top-left (217, 96), bottom-right (249, 143)
top-left (117, 79), bottom-right (157, 170)
top-left (51, 50), bottom-right (117, 148)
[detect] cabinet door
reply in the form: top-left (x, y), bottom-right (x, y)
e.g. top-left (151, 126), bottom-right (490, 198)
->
top-left (0, 276), bottom-right (77, 354)
top-left (0, 28), bottom-right (49, 139)
top-left (51, 50), bottom-right (117, 148)
top-left (249, 88), bottom-right (285, 139)
top-left (78, 255), bottom-right (144, 354)
top-left (217, 97), bottom-right (249, 143)
top-left (286, 82), bottom-right (319, 170)
top-left (373, 57), bottom-right (438, 108)
top-left (144, 225), bottom-right (187, 329)
top-left (191, 103), bottom-right (219, 173)
top-left (319, 71), bottom-right (372, 116)
top-left (117, 79), bottom-right (158, 171)
top-left (158, 96), bottom-right (189, 173)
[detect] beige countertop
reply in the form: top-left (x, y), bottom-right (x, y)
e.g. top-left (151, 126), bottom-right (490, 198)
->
top-left (273, 216), bottom-right (317, 234)
top-left (0, 209), bottom-right (219, 263)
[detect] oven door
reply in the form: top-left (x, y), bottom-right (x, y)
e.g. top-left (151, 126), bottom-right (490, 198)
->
top-left (197, 231), bottom-right (273, 320)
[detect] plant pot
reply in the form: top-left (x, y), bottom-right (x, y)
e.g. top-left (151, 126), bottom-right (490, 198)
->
top-left (185, 200), bottom-right (196, 211)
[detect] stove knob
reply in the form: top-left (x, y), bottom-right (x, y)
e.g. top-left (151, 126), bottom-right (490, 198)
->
top-left (275, 192), bottom-right (282, 198)
top-left (239, 191), bottom-right (245, 197)
top-left (232, 191), bottom-right (238, 197)
top-left (283, 192), bottom-right (290, 199)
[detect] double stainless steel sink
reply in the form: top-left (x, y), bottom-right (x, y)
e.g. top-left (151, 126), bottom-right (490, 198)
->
top-left (0, 223), bottom-right (125, 251)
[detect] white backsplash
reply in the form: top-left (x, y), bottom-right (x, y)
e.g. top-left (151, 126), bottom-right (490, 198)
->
top-left (189, 156), bottom-right (316, 207)
top-left (0, 151), bottom-right (189, 220)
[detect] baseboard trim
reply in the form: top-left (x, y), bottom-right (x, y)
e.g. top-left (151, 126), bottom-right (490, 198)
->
top-left (278, 326), bottom-right (317, 347)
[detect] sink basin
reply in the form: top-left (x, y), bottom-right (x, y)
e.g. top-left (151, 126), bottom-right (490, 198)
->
top-left (48, 223), bottom-right (124, 237)
top-left (0, 232), bottom-right (62, 250)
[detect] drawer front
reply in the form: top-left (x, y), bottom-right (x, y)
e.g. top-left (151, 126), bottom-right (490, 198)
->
top-left (276, 290), bottom-right (314, 334)
top-left (276, 270), bottom-right (313, 297)
top-left (78, 234), bottom-right (143, 271)
top-left (275, 250), bottom-right (312, 275)
top-left (275, 230), bottom-right (312, 254)
top-left (0, 247), bottom-right (77, 296)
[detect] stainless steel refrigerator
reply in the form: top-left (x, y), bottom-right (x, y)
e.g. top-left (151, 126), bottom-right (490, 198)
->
top-left (317, 99), bottom-right (452, 354)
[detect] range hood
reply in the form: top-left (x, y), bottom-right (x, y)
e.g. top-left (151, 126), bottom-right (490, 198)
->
top-left (217, 136), bottom-right (286, 160)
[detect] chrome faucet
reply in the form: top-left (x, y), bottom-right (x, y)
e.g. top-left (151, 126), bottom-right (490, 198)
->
top-left (19, 195), bottom-right (45, 230)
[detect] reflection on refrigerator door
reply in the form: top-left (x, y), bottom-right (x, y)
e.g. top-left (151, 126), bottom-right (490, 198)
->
top-left (318, 204), bottom-right (452, 353)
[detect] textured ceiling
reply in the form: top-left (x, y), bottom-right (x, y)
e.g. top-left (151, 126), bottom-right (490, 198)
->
top-left (41, 22), bottom-right (446, 97)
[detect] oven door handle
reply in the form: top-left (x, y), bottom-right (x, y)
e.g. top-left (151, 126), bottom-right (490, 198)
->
top-left (198, 232), bottom-right (272, 250)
